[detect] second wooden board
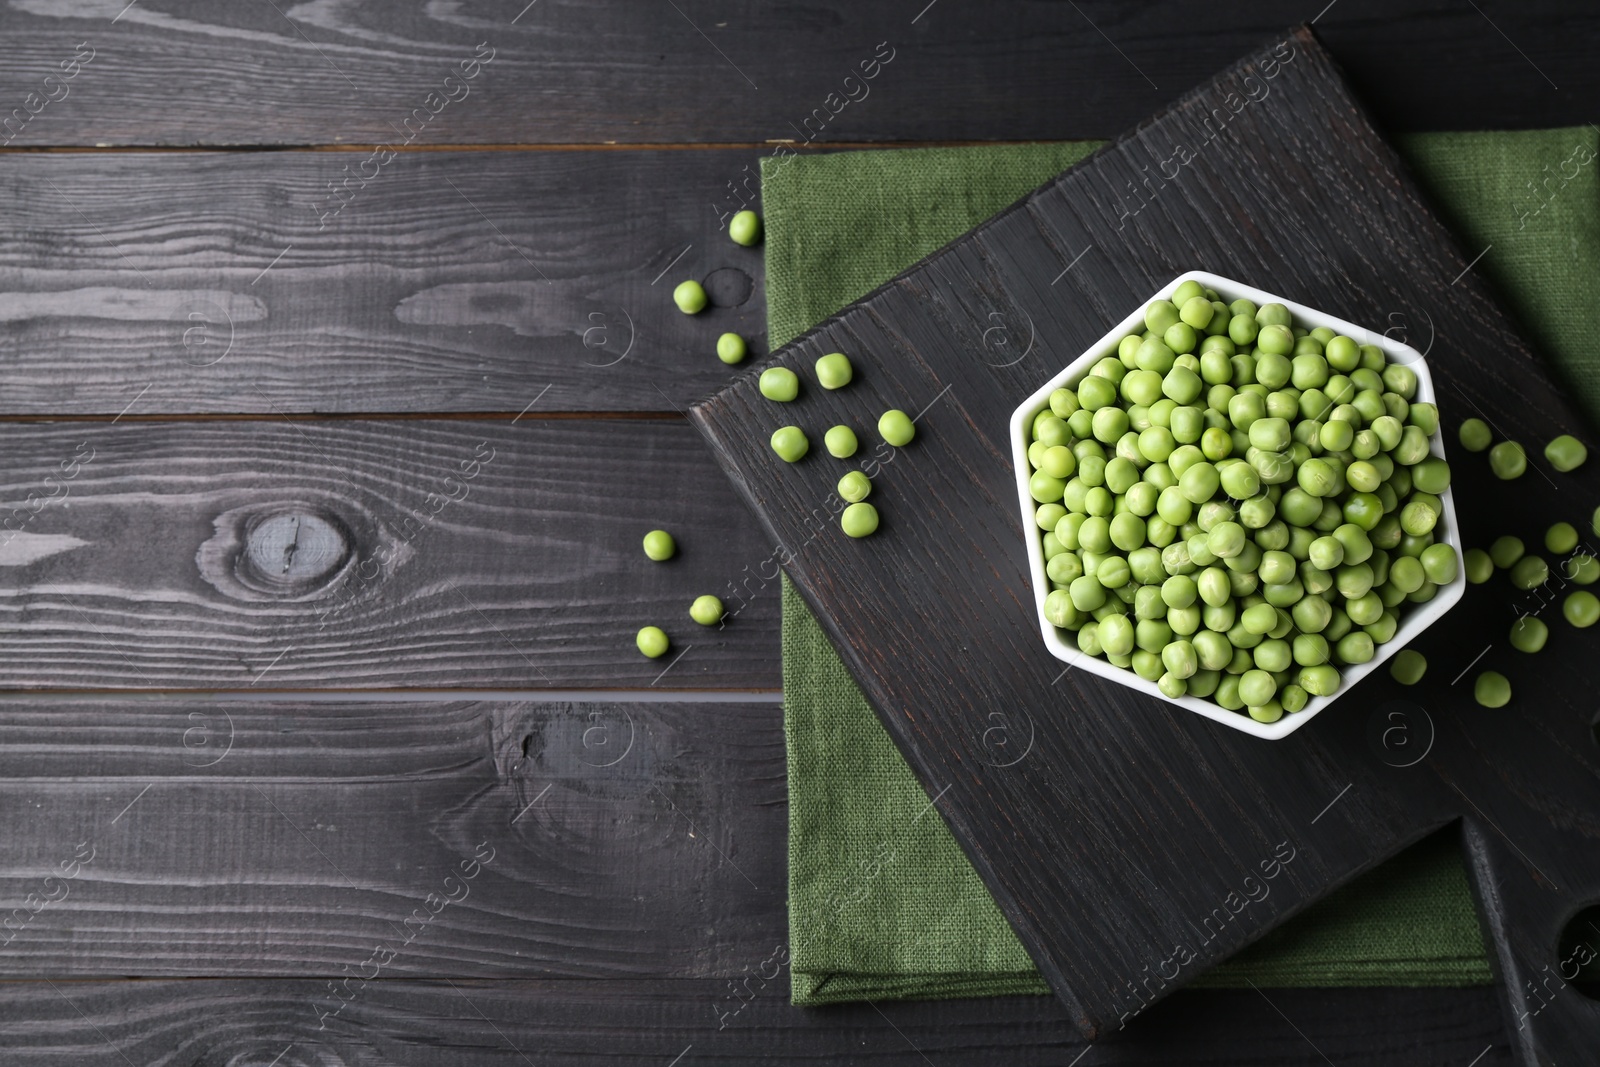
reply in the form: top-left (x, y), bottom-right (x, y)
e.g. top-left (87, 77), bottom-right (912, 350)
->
top-left (692, 26), bottom-right (1600, 1064)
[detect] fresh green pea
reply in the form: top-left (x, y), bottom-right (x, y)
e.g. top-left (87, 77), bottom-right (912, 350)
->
top-left (1462, 548), bottom-right (1493, 584)
top-left (1407, 402), bottom-right (1439, 436)
top-left (1389, 648), bottom-right (1427, 685)
top-left (1564, 554), bottom-right (1599, 584)
top-left (1545, 522), bottom-right (1578, 555)
top-left (1241, 602), bottom-right (1278, 635)
top-left (1458, 418), bottom-right (1491, 452)
top-left (1050, 388), bottom-right (1080, 418)
top-left (825, 425), bottom-right (860, 459)
top-left (1323, 335), bottom-right (1359, 371)
top-left (815, 352), bottom-right (854, 389)
top-left (673, 280), bottom-right (707, 314)
top-left (1509, 555), bottom-right (1547, 590)
top-left (1253, 637), bottom-right (1292, 672)
top-left (1239, 669), bottom-right (1277, 706)
top-left (1566, 590), bottom-right (1600, 628)
top-left (1395, 425), bottom-right (1432, 465)
top-left (1113, 515), bottom-right (1152, 556)
top-left (690, 595), bottom-right (725, 626)
top-left (1332, 523), bottom-right (1374, 565)
top-left (1189, 669), bottom-right (1222, 698)
top-left (1388, 554), bottom-right (1425, 594)
top-left (1343, 493), bottom-right (1383, 531)
top-left (717, 332), bottom-right (748, 364)
top-left (1336, 631), bottom-right (1375, 665)
top-left (760, 367), bottom-right (800, 402)
top-left (1297, 663), bottom-right (1341, 696)
top-left (1399, 501), bottom-right (1437, 537)
top-left (1099, 614), bottom-right (1136, 657)
top-left (838, 471), bottom-right (872, 503)
top-left (1247, 700), bottom-right (1283, 723)
top-left (878, 409), bottom-right (915, 447)
top-left (1509, 615), bottom-right (1548, 653)
top-left (729, 210), bottom-right (762, 246)
top-left (1411, 457), bottom-right (1451, 494)
top-left (1164, 322), bottom-right (1198, 355)
top-left (1489, 536), bottom-right (1524, 569)
top-left (637, 626), bottom-right (670, 658)
top-left (1291, 595), bottom-right (1332, 635)
top-left (1545, 434), bottom-right (1588, 472)
top-left (841, 502), bottom-right (879, 538)
top-left (1489, 440), bottom-right (1526, 480)
top-left (642, 529), bottom-right (677, 561)
top-left (1161, 640), bottom-right (1199, 679)
top-left (1034, 415), bottom-right (1069, 447)
top-left (1145, 299), bottom-right (1181, 334)
top-left (1474, 671), bottom-right (1512, 708)
top-left (1044, 589), bottom-right (1079, 628)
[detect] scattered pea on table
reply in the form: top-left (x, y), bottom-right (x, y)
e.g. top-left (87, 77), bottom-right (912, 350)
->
top-left (1488, 440), bottom-right (1527, 480)
top-left (642, 529), bottom-right (676, 561)
top-left (841, 502), bottom-right (879, 538)
top-left (1544, 433), bottom-right (1588, 472)
top-left (815, 352), bottom-right (854, 390)
top-left (1463, 548), bottom-right (1494, 584)
top-left (1509, 615), bottom-right (1548, 653)
top-left (689, 595), bottom-right (724, 626)
top-left (825, 425), bottom-right (859, 458)
top-left (673, 280), bottom-right (707, 315)
top-left (1565, 590), bottom-right (1600, 629)
top-left (1565, 553), bottom-right (1600, 585)
top-left (838, 471), bottom-right (872, 503)
top-left (636, 626), bottom-right (670, 659)
top-left (879, 409), bottom-right (916, 447)
top-left (1509, 555), bottom-right (1548, 591)
top-left (1488, 535), bottom-right (1525, 570)
top-left (770, 426), bottom-right (809, 463)
top-left (1474, 670), bottom-right (1512, 708)
top-left (717, 333), bottom-right (747, 364)
top-left (759, 367), bottom-right (800, 402)
top-left (1389, 648), bottom-right (1427, 685)
top-left (1545, 521), bottom-right (1578, 555)
top-left (1457, 418), bottom-right (1492, 453)
top-left (728, 209), bottom-right (762, 247)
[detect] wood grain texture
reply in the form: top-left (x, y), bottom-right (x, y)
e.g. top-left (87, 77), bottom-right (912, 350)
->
top-left (0, 149), bottom-right (765, 414)
top-left (0, 1), bottom-right (1591, 146)
top-left (0, 980), bottom-right (1513, 1065)
top-left (0, 699), bottom-right (785, 975)
top-left (0, 419), bottom-right (780, 688)
top-left (692, 27), bottom-right (1600, 1063)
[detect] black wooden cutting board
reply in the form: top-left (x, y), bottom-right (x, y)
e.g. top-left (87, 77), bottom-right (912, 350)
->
top-left (690, 26), bottom-right (1600, 1064)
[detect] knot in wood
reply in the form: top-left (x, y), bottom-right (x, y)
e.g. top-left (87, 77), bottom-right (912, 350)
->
top-left (702, 267), bottom-right (754, 307)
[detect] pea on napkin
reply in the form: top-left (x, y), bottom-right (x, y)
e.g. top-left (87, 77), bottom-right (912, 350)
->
top-left (767, 129), bottom-right (1600, 1005)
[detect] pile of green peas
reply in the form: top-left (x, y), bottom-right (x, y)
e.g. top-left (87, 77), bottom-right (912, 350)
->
top-left (1027, 283), bottom-right (1458, 724)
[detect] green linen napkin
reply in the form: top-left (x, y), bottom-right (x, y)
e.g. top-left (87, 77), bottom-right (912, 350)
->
top-left (770, 128), bottom-right (1600, 1006)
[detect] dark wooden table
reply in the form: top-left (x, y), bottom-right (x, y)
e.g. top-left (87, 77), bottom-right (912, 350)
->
top-left (0, 3), bottom-right (1591, 1062)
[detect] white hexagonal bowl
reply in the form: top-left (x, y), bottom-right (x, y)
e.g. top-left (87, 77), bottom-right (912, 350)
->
top-left (1010, 271), bottom-right (1466, 739)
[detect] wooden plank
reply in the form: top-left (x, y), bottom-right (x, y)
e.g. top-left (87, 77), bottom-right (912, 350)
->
top-left (0, 3), bottom-right (1590, 146)
top-left (0, 419), bottom-right (780, 689)
top-left (691, 28), bottom-right (1600, 1062)
top-left (0, 980), bottom-right (1511, 1064)
top-left (0, 149), bottom-right (765, 414)
top-left (0, 699), bottom-right (785, 975)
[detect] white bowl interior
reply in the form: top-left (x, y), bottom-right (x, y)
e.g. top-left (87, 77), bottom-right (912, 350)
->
top-left (1010, 271), bottom-right (1466, 739)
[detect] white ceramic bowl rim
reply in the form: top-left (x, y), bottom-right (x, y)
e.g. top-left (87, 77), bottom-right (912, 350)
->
top-left (1009, 271), bottom-right (1466, 739)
